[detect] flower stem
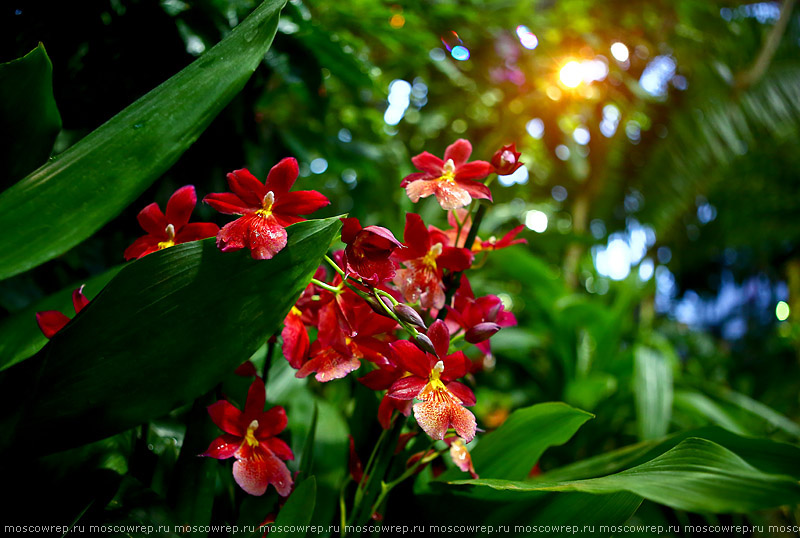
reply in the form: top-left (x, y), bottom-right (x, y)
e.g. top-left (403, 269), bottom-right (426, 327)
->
top-left (324, 254), bottom-right (346, 278)
top-left (310, 278), bottom-right (342, 294)
top-left (368, 444), bottom-right (441, 517)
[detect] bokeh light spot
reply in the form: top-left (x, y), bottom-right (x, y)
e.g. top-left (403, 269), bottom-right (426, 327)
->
top-left (776, 301), bottom-right (790, 321)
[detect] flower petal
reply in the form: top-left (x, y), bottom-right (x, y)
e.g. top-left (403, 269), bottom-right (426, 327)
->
top-left (273, 190), bottom-right (330, 216)
top-left (207, 400), bottom-right (245, 436)
top-left (233, 450), bottom-right (293, 497)
top-left (455, 178), bottom-right (493, 203)
top-left (449, 403), bottom-right (477, 443)
top-left (340, 217), bottom-right (362, 244)
top-left (426, 320), bottom-right (450, 358)
top-left (227, 169), bottom-right (267, 207)
top-left (413, 399), bottom-right (450, 440)
top-left (433, 181), bottom-right (473, 211)
top-left (400, 213), bottom-right (430, 259)
top-left (358, 367), bottom-right (401, 391)
top-left (444, 139), bottom-right (473, 166)
top-left (387, 376), bottom-right (427, 400)
top-left (445, 380), bottom-right (476, 406)
top-left (248, 216), bottom-right (288, 260)
top-left (244, 377), bottom-right (266, 417)
top-left (404, 179), bottom-right (438, 205)
top-left (165, 185), bottom-right (197, 229)
top-left (256, 406), bottom-right (288, 439)
top-left (389, 340), bottom-right (431, 378)
top-left (295, 347), bottom-right (361, 382)
top-left (137, 202), bottom-right (168, 237)
top-left (411, 151), bottom-right (444, 174)
top-left (201, 433), bottom-right (242, 459)
top-left (281, 308), bottom-right (310, 369)
top-left (438, 246), bottom-right (473, 272)
top-left (72, 285), bottom-right (90, 314)
top-left (123, 235), bottom-right (160, 261)
top-left (203, 192), bottom-right (252, 215)
top-left (216, 216), bottom-right (250, 252)
top-left (174, 222), bottom-right (219, 243)
top-left (35, 310), bottom-right (71, 339)
top-left (264, 157), bottom-right (299, 196)
top-left (264, 437), bottom-right (294, 461)
top-left (455, 161), bottom-right (493, 182)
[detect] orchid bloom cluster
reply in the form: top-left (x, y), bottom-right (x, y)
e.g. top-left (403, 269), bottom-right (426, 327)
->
top-left (35, 140), bottom-right (525, 499)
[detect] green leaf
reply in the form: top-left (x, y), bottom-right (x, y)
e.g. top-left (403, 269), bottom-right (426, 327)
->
top-left (0, 217), bottom-right (340, 455)
top-left (438, 402), bottom-right (593, 482)
top-left (541, 425), bottom-right (800, 482)
top-left (0, 266), bottom-right (122, 371)
top-left (674, 389), bottom-right (750, 436)
top-left (713, 387), bottom-right (800, 439)
top-left (633, 345), bottom-right (673, 440)
top-left (449, 438), bottom-right (800, 513)
top-left (0, 43), bottom-right (61, 186)
top-left (271, 477), bottom-right (316, 536)
top-left (0, 0), bottom-right (286, 281)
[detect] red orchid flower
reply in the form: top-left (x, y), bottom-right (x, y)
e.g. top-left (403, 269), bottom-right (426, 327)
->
top-left (387, 320), bottom-right (477, 442)
top-left (295, 298), bottom-right (397, 382)
top-left (124, 185), bottom-right (219, 260)
top-left (401, 139), bottom-right (493, 210)
top-left (434, 210), bottom-right (527, 254)
top-left (280, 266), bottom-right (329, 369)
top-left (36, 285), bottom-right (90, 338)
top-left (340, 217), bottom-right (403, 284)
top-left (358, 362), bottom-right (413, 429)
top-left (490, 143), bottom-right (523, 176)
top-left (202, 377), bottom-right (294, 497)
top-left (203, 158), bottom-right (330, 260)
top-left (393, 213), bottom-right (473, 310)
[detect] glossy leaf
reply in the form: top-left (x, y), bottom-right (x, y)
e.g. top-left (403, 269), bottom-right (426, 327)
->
top-left (270, 476), bottom-right (316, 536)
top-left (0, 217), bottom-right (340, 456)
top-left (0, 0), bottom-right (286, 281)
top-left (633, 345), bottom-right (673, 440)
top-left (437, 402), bottom-right (593, 482)
top-left (450, 438), bottom-right (800, 513)
top-left (0, 43), bottom-right (61, 187)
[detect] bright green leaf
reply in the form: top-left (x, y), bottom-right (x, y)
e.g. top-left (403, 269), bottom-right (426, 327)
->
top-left (0, 0), bottom-right (286, 281)
top-left (270, 477), bottom-right (316, 536)
top-left (450, 438), bottom-right (800, 513)
top-left (633, 345), bottom-right (673, 440)
top-left (0, 217), bottom-right (339, 456)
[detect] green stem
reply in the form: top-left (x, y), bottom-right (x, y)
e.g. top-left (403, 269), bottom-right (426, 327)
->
top-left (368, 445), bottom-right (441, 517)
top-left (324, 254), bottom-right (346, 278)
top-left (310, 278), bottom-right (342, 294)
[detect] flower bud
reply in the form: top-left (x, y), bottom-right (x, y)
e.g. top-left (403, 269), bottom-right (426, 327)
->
top-left (393, 303), bottom-right (427, 329)
top-left (365, 295), bottom-right (394, 317)
top-left (491, 143), bottom-right (523, 176)
top-left (465, 322), bottom-right (501, 343)
top-left (414, 334), bottom-right (438, 356)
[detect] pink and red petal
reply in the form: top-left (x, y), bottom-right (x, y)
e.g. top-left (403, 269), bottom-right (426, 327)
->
top-left (233, 451), bottom-right (292, 496)
top-left (433, 181), bottom-right (473, 211)
top-left (263, 157), bottom-right (299, 196)
top-left (248, 216), bottom-right (288, 260)
top-left (227, 169), bottom-right (267, 207)
top-left (203, 192), bottom-right (253, 215)
top-left (273, 190), bottom-right (330, 216)
top-left (295, 347), bottom-right (361, 383)
top-left (165, 185), bottom-right (197, 229)
top-left (137, 203), bottom-right (168, 237)
top-left (174, 222), bottom-right (220, 243)
top-left (35, 310), bottom-right (71, 338)
top-left (216, 216), bottom-right (251, 252)
top-left (207, 400), bottom-right (245, 436)
top-left (446, 381), bottom-right (476, 406)
top-left (404, 179), bottom-right (439, 205)
top-left (455, 161), bottom-right (493, 182)
top-left (201, 433), bottom-right (242, 459)
top-left (438, 246), bottom-right (473, 272)
top-left (281, 309), bottom-right (310, 369)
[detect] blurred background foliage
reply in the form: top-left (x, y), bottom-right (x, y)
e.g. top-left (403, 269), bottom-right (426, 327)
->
top-left (3, 0), bottom-right (800, 534)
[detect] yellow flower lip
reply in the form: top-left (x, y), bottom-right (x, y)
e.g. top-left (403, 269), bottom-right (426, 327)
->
top-left (422, 242), bottom-right (443, 268)
top-left (438, 159), bottom-right (457, 183)
top-left (244, 419), bottom-right (260, 447)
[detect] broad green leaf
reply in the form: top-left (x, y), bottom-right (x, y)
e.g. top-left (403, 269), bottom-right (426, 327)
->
top-left (486, 492), bottom-right (643, 537)
top-left (541, 426), bottom-right (800, 482)
top-left (271, 477), bottom-right (316, 536)
top-left (0, 43), bottom-right (61, 186)
top-left (0, 0), bottom-right (286, 281)
top-left (714, 387), bottom-right (800, 438)
top-left (0, 266), bottom-right (122, 371)
top-left (438, 402), bottom-right (593, 482)
top-left (0, 217), bottom-right (339, 455)
top-left (633, 345), bottom-right (673, 440)
top-left (449, 438), bottom-right (800, 513)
